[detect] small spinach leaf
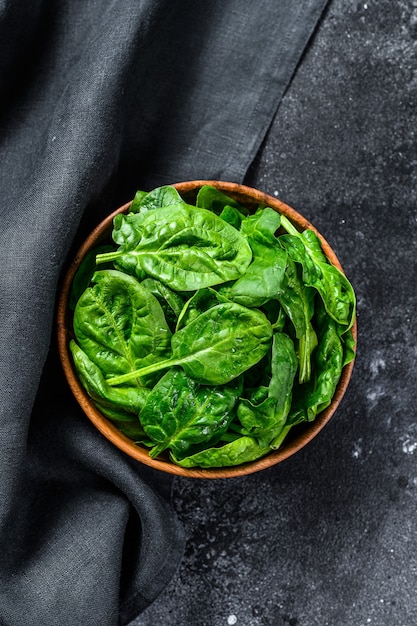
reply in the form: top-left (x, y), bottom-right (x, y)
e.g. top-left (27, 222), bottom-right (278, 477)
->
top-left (289, 300), bottom-right (344, 423)
top-left (280, 215), bottom-right (356, 330)
top-left (277, 255), bottom-right (317, 384)
top-left (140, 277), bottom-right (184, 331)
top-left (219, 205), bottom-right (244, 229)
top-left (69, 245), bottom-right (114, 311)
top-left (196, 185), bottom-right (249, 216)
top-left (175, 287), bottom-right (231, 331)
top-left (237, 332), bottom-right (298, 447)
top-left (219, 208), bottom-right (287, 307)
top-left (129, 185), bottom-right (185, 214)
top-left (172, 435), bottom-right (271, 468)
top-left (94, 402), bottom-right (152, 443)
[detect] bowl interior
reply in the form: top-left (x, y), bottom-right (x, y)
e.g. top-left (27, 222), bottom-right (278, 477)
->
top-left (57, 180), bottom-right (356, 478)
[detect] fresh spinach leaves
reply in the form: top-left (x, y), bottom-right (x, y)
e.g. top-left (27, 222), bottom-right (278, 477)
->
top-left (69, 185), bottom-right (356, 468)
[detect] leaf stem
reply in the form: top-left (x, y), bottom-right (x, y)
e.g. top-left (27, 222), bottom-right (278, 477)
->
top-left (279, 215), bottom-right (299, 236)
top-left (96, 250), bottom-right (122, 264)
top-left (107, 357), bottom-right (182, 386)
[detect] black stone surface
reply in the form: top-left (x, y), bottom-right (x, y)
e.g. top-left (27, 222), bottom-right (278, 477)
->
top-left (132, 1), bottom-right (417, 624)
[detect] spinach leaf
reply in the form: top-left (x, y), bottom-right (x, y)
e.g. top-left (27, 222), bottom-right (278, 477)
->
top-left (219, 205), bottom-right (244, 229)
top-left (175, 287), bottom-right (231, 331)
top-left (96, 203), bottom-right (253, 291)
top-left (129, 185), bottom-right (185, 214)
top-left (241, 206), bottom-right (281, 241)
top-left (107, 301), bottom-right (273, 386)
top-left (237, 332), bottom-right (298, 448)
top-left (340, 327), bottom-right (356, 367)
top-left (73, 269), bottom-right (172, 380)
top-left (94, 401), bottom-right (152, 443)
top-left (196, 184), bottom-right (249, 216)
top-left (172, 435), bottom-right (271, 468)
top-left (70, 340), bottom-right (150, 412)
top-left (277, 255), bottom-right (317, 384)
top-left (280, 215), bottom-right (356, 330)
top-left (140, 277), bottom-right (184, 331)
top-left (219, 208), bottom-right (287, 307)
top-left (289, 300), bottom-right (344, 423)
top-left (139, 368), bottom-right (241, 459)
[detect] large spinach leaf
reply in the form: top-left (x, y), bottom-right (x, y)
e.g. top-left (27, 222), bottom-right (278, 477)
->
top-left (73, 269), bottom-right (172, 379)
top-left (70, 341), bottom-right (150, 412)
top-left (139, 368), bottom-right (241, 459)
top-left (107, 301), bottom-right (273, 386)
top-left (96, 203), bottom-right (252, 291)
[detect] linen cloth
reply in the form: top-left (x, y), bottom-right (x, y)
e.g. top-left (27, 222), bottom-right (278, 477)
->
top-left (0, 1), bottom-right (328, 624)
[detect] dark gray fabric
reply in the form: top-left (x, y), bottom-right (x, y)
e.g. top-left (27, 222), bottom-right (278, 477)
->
top-left (0, 1), bottom-right (328, 624)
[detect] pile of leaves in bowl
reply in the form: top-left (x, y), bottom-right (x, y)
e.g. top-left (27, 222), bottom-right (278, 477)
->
top-left (69, 184), bottom-right (356, 468)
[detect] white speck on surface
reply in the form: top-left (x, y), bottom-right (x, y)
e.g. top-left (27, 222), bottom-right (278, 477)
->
top-left (369, 356), bottom-right (386, 377)
top-left (227, 615), bottom-right (237, 625)
top-left (352, 439), bottom-right (363, 459)
top-left (402, 437), bottom-right (417, 455)
top-left (273, 190), bottom-right (279, 196)
top-left (366, 385), bottom-right (385, 410)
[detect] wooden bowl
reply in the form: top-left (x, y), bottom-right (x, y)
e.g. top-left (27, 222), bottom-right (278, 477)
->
top-left (57, 180), bottom-right (356, 478)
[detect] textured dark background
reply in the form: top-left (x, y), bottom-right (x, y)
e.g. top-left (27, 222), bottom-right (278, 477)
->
top-left (132, 1), bottom-right (417, 625)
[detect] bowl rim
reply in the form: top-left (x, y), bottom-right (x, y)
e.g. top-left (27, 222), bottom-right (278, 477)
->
top-left (57, 180), bottom-right (357, 479)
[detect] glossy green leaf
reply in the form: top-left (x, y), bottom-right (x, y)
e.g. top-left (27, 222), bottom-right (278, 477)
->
top-left (280, 215), bottom-right (356, 330)
top-left (237, 332), bottom-right (298, 448)
top-left (140, 277), bottom-right (184, 331)
top-left (70, 340), bottom-right (150, 412)
top-left (219, 208), bottom-right (287, 307)
top-left (175, 287), bottom-right (230, 331)
top-left (289, 300), bottom-right (344, 423)
top-left (140, 368), bottom-right (241, 459)
top-left (73, 269), bottom-right (172, 379)
top-left (172, 435), bottom-right (270, 468)
top-left (277, 255), bottom-right (317, 384)
top-left (107, 301), bottom-right (273, 386)
top-left (69, 245), bottom-right (114, 311)
top-left (195, 184), bottom-right (249, 215)
top-left (95, 402), bottom-right (151, 442)
top-left (96, 203), bottom-right (252, 290)
top-left (129, 185), bottom-right (185, 214)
